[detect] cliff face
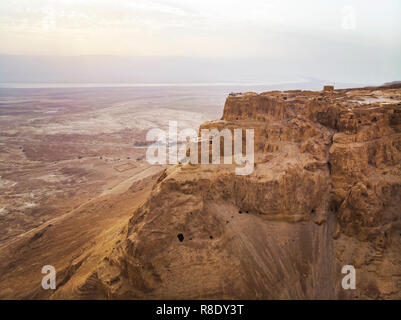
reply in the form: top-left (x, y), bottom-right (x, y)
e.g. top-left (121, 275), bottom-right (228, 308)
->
top-left (56, 86), bottom-right (401, 299)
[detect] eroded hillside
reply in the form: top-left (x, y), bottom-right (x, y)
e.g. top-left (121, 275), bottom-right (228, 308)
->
top-left (54, 85), bottom-right (401, 299)
top-left (2, 85), bottom-right (401, 299)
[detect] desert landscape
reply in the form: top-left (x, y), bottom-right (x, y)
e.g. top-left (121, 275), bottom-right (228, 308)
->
top-left (0, 85), bottom-right (226, 298)
top-left (0, 0), bottom-right (399, 312)
top-left (0, 86), bottom-right (225, 243)
top-left (0, 82), bottom-right (400, 299)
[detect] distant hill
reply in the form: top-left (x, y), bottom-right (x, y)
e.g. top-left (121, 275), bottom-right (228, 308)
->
top-left (383, 81), bottom-right (401, 86)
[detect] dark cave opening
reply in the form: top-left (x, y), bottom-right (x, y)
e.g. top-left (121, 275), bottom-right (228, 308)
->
top-left (177, 233), bottom-right (184, 242)
top-left (327, 161), bottom-right (332, 174)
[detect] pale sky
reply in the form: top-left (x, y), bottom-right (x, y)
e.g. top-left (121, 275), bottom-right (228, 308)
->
top-left (0, 0), bottom-right (400, 84)
top-left (0, 0), bottom-right (400, 57)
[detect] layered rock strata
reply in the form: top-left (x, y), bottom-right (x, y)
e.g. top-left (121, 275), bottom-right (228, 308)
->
top-left (55, 86), bottom-right (401, 299)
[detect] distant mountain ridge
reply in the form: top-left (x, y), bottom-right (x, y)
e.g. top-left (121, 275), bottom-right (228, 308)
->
top-left (0, 54), bottom-right (398, 85)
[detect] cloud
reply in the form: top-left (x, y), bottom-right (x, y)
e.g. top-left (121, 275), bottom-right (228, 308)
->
top-left (0, 0), bottom-right (399, 83)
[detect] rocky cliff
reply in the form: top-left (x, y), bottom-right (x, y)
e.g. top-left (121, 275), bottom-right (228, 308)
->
top-left (55, 85), bottom-right (401, 299)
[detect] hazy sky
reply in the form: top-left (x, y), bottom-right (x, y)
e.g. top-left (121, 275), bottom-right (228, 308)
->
top-left (0, 0), bottom-right (400, 83)
top-left (0, 0), bottom-right (399, 57)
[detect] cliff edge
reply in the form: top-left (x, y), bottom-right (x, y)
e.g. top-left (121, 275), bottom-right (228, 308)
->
top-left (54, 85), bottom-right (401, 299)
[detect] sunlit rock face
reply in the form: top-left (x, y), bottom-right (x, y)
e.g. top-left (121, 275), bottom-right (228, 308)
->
top-left (56, 85), bottom-right (401, 300)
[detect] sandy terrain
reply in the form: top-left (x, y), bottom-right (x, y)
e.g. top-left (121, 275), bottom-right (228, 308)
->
top-left (0, 84), bottom-right (400, 299)
top-left (0, 86), bottom-right (223, 245)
